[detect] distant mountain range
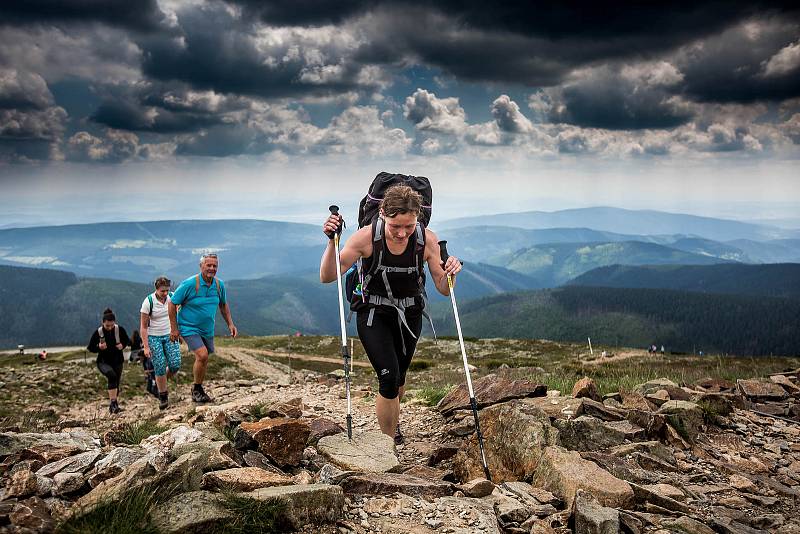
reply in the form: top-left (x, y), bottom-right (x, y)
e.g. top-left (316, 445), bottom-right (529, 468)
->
top-left (0, 219), bottom-right (324, 283)
top-left (492, 241), bottom-right (731, 287)
top-left (569, 263), bottom-right (800, 299)
top-left (2, 210), bottom-right (800, 286)
top-left (439, 207), bottom-right (799, 241)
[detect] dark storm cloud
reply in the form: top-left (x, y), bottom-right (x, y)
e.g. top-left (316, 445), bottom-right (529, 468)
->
top-left (547, 66), bottom-right (694, 130)
top-left (135, 2), bottom-right (376, 100)
top-left (226, 0), bottom-right (374, 26)
top-left (677, 21), bottom-right (800, 104)
top-left (0, 0), bottom-right (167, 32)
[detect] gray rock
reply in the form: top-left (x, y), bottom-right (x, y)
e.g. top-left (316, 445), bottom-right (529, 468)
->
top-left (531, 446), bottom-right (634, 509)
top-left (318, 463), bottom-right (357, 485)
top-left (453, 400), bottom-right (558, 483)
top-left (456, 477), bottom-right (494, 498)
top-left (171, 440), bottom-right (241, 472)
top-left (242, 450), bottom-right (287, 475)
top-left (435, 496), bottom-right (502, 534)
top-left (245, 483), bottom-right (345, 529)
top-left (201, 467), bottom-right (293, 491)
top-left (35, 450), bottom-right (102, 477)
top-left (437, 374), bottom-right (547, 417)
top-left (52, 471), bottom-right (88, 496)
top-left (658, 400), bottom-right (705, 442)
top-left (317, 430), bottom-right (399, 473)
top-left (554, 416), bottom-right (628, 452)
top-left (661, 516), bottom-right (716, 534)
top-left (151, 490), bottom-right (233, 533)
top-left (493, 494), bottom-right (532, 525)
top-left (87, 447), bottom-right (143, 487)
top-left (9, 496), bottom-right (53, 532)
top-left (573, 490), bottom-right (620, 534)
top-left (0, 431), bottom-right (96, 459)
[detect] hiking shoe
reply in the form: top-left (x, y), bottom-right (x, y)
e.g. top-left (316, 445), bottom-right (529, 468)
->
top-left (158, 393), bottom-right (169, 411)
top-left (109, 400), bottom-right (121, 414)
top-left (191, 385), bottom-right (213, 403)
top-left (394, 424), bottom-right (404, 445)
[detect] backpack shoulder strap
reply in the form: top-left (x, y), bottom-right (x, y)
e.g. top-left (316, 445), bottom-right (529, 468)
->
top-left (215, 278), bottom-right (221, 295)
top-left (97, 326), bottom-right (104, 340)
top-left (195, 274), bottom-right (200, 296)
top-left (114, 324), bottom-right (120, 345)
top-left (147, 294), bottom-right (154, 316)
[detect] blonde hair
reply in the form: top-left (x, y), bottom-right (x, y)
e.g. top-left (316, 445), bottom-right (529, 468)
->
top-left (380, 185), bottom-right (422, 218)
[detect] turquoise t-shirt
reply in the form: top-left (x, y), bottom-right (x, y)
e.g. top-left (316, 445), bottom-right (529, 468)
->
top-left (170, 274), bottom-right (227, 338)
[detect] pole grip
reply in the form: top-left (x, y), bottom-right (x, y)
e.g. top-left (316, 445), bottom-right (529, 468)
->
top-left (439, 240), bottom-right (449, 263)
top-left (329, 205), bottom-right (344, 235)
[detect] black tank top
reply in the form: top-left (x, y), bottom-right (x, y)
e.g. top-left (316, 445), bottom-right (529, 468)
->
top-left (361, 228), bottom-right (422, 299)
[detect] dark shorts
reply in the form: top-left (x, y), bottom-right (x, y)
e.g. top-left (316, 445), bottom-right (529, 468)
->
top-left (357, 304), bottom-right (422, 399)
top-left (183, 334), bottom-right (215, 354)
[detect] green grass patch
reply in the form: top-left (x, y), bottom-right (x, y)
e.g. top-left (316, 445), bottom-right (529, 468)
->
top-left (115, 420), bottom-right (168, 445)
top-left (408, 359), bottom-right (434, 372)
top-left (415, 384), bottom-right (454, 406)
top-left (56, 483), bottom-right (175, 534)
top-left (211, 493), bottom-right (291, 534)
top-left (248, 403), bottom-right (271, 421)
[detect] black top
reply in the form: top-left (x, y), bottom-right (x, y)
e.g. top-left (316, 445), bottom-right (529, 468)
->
top-left (87, 325), bottom-right (130, 365)
top-left (361, 228), bottom-right (423, 299)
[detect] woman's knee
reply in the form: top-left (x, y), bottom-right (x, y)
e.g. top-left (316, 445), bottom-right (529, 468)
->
top-left (377, 372), bottom-right (400, 399)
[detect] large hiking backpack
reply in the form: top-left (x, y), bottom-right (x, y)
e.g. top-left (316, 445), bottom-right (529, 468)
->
top-left (357, 172), bottom-right (432, 228)
top-left (347, 172), bottom-right (433, 306)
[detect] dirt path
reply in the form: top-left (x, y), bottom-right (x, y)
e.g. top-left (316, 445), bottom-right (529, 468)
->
top-left (215, 347), bottom-right (294, 382)
top-left (246, 347), bottom-right (373, 369)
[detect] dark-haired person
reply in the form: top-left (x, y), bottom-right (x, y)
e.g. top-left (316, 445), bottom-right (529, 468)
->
top-left (169, 253), bottom-right (237, 403)
top-left (141, 277), bottom-right (182, 410)
top-left (87, 308), bottom-right (131, 414)
top-left (320, 184), bottom-right (461, 443)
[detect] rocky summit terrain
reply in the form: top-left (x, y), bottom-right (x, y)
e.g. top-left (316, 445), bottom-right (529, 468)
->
top-left (1, 339), bottom-right (799, 533)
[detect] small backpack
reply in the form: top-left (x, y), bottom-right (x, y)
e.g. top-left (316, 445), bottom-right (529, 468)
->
top-left (98, 324), bottom-right (120, 346)
top-left (146, 292), bottom-right (174, 316)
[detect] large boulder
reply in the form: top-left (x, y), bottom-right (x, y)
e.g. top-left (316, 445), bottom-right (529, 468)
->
top-left (151, 490), bottom-right (233, 533)
top-left (0, 431), bottom-right (96, 460)
top-left (530, 446), bottom-right (634, 509)
top-left (453, 400), bottom-right (558, 483)
top-left (236, 418), bottom-right (310, 467)
top-left (87, 447), bottom-right (143, 487)
top-left (317, 430), bottom-right (399, 473)
top-left (170, 440), bottom-right (242, 472)
top-left (436, 374), bottom-right (547, 417)
top-left (737, 379), bottom-right (788, 402)
top-left (553, 416), bottom-right (628, 452)
top-left (657, 400), bottom-right (705, 442)
top-left (573, 490), bottom-right (620, 534)
top-left (525, 396), bottom-right (585, 420)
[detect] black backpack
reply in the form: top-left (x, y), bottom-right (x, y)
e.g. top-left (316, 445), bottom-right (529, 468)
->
top-left (357, 172), bottom-right (432, 228)
top-left (345, 172), bottom-right (437, 343)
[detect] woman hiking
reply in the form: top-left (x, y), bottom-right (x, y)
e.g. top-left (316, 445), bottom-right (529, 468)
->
top-left (320, 184), bottom-right (461, 444)
top-left (87, 308), bottom-right (131, 414)
top-left (140, 276), bottom-right (182, 410)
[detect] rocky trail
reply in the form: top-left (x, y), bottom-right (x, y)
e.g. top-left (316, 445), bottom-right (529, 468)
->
top-left (1, 347), bottom-right (800, 533)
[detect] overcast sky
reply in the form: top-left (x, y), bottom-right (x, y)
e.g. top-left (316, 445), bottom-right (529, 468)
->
top-left (1, 1), bottom-right (799, 227)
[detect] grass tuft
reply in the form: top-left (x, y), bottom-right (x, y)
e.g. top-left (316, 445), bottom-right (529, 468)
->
top-left (211, 493), bottom-right (291, 534)
top-left (56, 483), bottom-right (171, 534)
top-left (408, 359), bottom-right (434, 372)
top-left (115, 420), bottom-right (168, 445)
top-left (247, 403), bottom-right (271, 421)
top-left (415, 384), bottom-right (454, 406)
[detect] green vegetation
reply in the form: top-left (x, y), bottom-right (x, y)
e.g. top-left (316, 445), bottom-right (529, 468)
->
top-left (56, 483), bottom-right (171, 534)
top-left (408, 359), bottom-right (434, 371)
top-left (211, 493), bottom-right (291, 534)
top-left (115, 420), bottom-right (168, 445)
top-left (569, 263), bottom-right (800, 299)
top-left (414, 384), bottom-right (455, 406)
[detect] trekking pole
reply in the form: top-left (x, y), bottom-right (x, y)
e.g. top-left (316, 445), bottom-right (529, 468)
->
top-left (440, 240), bottom-right (492, 481)
top-left (329, 205), bottom-right (352, 440)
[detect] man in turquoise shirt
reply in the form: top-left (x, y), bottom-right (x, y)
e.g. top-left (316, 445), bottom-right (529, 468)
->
top-left (169, 253), bottom-right (237, 403)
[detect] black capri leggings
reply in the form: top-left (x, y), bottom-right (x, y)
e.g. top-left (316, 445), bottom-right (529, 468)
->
top-left (357, 305), bottom-right (422, 400)
top-left (97, 361), bottom-right (124, 390)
